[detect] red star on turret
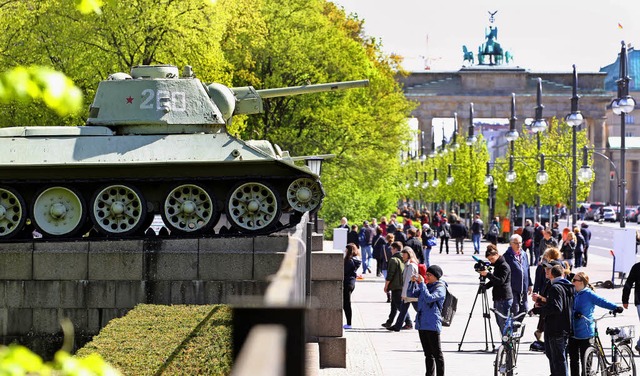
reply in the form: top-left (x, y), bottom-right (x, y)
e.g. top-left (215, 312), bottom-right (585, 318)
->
top-left (126, 96), bottom-right (134, 104)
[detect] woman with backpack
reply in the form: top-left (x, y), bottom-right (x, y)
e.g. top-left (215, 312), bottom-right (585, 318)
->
top-left (409, 265), bottom-right (447, 376)
top-left (487, 217), bottom-right (500, 245)
top-left (421, 224), bottom-right (437, 267)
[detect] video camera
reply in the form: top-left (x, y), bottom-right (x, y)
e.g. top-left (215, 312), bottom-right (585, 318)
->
top-left (472, 255), bottom-right (492, 273)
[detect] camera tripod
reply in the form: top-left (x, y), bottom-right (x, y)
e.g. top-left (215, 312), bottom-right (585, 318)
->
top-left (457, 275), bottom-right (495, 352)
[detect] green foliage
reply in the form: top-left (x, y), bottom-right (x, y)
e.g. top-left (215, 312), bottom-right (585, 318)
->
top-left (401, 135), bottom-right (490, 207)
top-left (0, 66), bottom-right (83, 117)
top-left (0, 344), bottom-right (121, 375)
top-left (76, 304), bottom-right (232, 376)
top-left (219, 0), bottom-right (414, 227)
top-left (493, 117), bottom-right (592, 208)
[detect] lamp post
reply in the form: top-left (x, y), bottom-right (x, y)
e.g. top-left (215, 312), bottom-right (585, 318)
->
top-left (611, 41), bottom-right (636, 228)
top-left (505, 93), bottom-right (519, 230)
top-left (530, 78), bottom-right (547, 223)
top-left (565, 65), bottom-right (584, 228)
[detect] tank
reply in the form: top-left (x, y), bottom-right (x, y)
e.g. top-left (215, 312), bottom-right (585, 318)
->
top-left (0, 64), bottom-right (368, 240)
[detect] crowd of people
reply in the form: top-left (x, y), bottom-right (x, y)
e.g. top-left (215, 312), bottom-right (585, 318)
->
top-left (339, 208), bottom-right (640, 376)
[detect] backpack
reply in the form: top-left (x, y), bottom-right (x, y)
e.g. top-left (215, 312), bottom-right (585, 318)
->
top-left (489, 224), bottom-right (499, 237)
top-left (358, 229), bottom-right (366, 244)
top-left (434, 282), bottom-right (458, 327)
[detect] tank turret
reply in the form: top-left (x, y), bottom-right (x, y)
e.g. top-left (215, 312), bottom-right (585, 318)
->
top-left (0, 65), bottom-right (368, 240)
top-left (87, 64), bottom-right (368, 135)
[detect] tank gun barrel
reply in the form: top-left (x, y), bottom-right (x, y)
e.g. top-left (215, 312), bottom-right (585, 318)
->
top-left (226, 79), bottom-right (370, 117)
top-left (256, 80), bottom-right (369, 98)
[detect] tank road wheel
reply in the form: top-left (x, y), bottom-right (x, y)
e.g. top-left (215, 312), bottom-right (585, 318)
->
top-left (32, 186), bottom-right (85, 237)
top-left (162, 184), bottom-right (217, 234)
top-left (286, 178), bottom-right (323, 212)
top-left (90, 185), bottom-right (147, 236)
top-left (0, 186), bottom-right (27, 239)
top-left (226, 182), bottom-right (281, 233)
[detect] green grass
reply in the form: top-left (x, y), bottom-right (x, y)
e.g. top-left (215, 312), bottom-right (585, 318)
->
top-left (77, 304), bottom-right (233, 376)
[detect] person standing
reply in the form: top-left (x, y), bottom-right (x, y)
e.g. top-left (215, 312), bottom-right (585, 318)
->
top-left (450, 219), bottom-right (467, 254)
top-left (570, 271), bottom-right (623, 376)
top-left (347, 224), bottom-right (359, 249)
top-left (421, 224), bottom-right (436, 267)
top-left (379, 216), bottom-right (388, 237)
top-left (560, 231), bottom-right (576, 270)
top-left (388, 247), bottom-right (420, 331)
top-left (572, 227), bottom-right (586, 270)
top-left (409, 265), bottom-right (446, 376)
top-left (579, 223), bottom-right (591, 267)
top-left (359, 221), bottom-right (374, 274)
top-left (405, 228), bottom-right (424, 264)
top-left (479, 244), bottom-right (513, 334)
top-left (471, 214), bottom-right (484, 254)
top-left (538, 229), bottom-right (559, 263)
top-left (382, 242), bottom-right (410, 329)
top-left (438, 218), bottom-right (451, 254)
top-left (531, 264), bottom-right (575, 376)
top-left (504, 234), bottom-right (532, 317)
top-left (342, 243), bottom-right (361, 329)
top-left (337, 217), bottom-right (349, 229)
top-left (487, 217), bottom-right (500, 246)
top-left (372, 227), bottom-right (387, 277)
top-left (622, 261), bottom-right (640, 355)
top-left (521, 219), bottom-right (535, 263)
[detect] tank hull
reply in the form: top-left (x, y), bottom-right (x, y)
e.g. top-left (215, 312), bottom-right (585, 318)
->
top-left (0, 127), bottom-right (322, 240)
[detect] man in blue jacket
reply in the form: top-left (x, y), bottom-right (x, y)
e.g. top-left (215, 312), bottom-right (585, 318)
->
top-left (410, 265), bottom-right (446, 376)
top-left (504, 234), bottom-right (532, 317)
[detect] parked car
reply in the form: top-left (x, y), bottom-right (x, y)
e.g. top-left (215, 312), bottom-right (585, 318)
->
top-left (585, 202), bottom-right (606, 220)
top-left (595, 206), bottom-right (617, 222)
top-left (625, 207), bottom-right (637, 222)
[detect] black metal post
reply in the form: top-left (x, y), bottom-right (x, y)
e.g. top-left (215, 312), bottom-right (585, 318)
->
top-left (570, 65), bottom-right (579, 229)
top-left (535, 132), bottom-right (541, 223)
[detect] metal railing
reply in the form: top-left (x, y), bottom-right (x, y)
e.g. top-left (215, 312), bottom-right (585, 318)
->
top-left (231, 213), bottom-right (312, 376)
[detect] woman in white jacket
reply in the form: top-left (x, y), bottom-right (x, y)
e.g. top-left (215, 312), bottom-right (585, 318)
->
top-left (388, 247), bottom-right (420, 331)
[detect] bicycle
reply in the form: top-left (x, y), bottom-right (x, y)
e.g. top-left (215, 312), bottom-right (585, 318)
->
top-left (583, 311), bottom-right (636, 376)
top-left (491, 309), bottom-right (527, 376)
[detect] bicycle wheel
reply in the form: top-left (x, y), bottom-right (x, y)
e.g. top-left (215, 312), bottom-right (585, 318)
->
top-left (613, 345), bottom-right (636, 376)
top-left (494, 345), bottom-right (513, 376)
top-left (583, 346), bottom-right (605, 376)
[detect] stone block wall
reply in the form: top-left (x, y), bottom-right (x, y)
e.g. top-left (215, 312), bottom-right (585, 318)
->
top-left (0, 235), bottom-right (290, 351)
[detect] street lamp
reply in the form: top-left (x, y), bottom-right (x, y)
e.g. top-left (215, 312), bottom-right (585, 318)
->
top-left (565, 64), bottom-right (584, 228)
top-left (484, 161), bottom-right (494, 186)
top-left (506, 155), bottom-right (517, 183)
top-left (467, 103), bottom-right (477, 145)
top-left (578, 146), bottom-right (594, 183)
top-left (611, 41), bottom-right (636, 228)
top-left (432, 168), bottom-right (440, 188)
top-left (530, 78), bottom-right (547, 222)
top-left (505, 93), bottom-right (519, 142)
top-left (536, 153), bottom-right (550, 185)
top-left (447, 164), bottom-right (454, 185)
top-left (429, 126), bottom-right (437, 158)
top-left (451, 113), bottom-right (460, 151)
top-left (422, 171), bottom-right (429, 189)
top-left (531, 78), bottom-right (548, 133)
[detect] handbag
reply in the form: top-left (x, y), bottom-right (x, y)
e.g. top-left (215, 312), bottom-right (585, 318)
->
top-left (405, 281), bottom-right (420, 302)
top-left (427, 236), bottom-right (437, 247)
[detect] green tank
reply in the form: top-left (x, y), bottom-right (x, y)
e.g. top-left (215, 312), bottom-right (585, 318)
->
top-left (0, 64), bottom-right (368, 239)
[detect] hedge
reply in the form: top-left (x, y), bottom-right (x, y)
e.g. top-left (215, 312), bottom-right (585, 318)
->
top-left (77, 304), bottom-right (232, 375)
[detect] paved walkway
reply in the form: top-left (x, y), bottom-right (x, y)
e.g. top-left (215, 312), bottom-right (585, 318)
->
top-left (320, 240), bottom-right (638, 376)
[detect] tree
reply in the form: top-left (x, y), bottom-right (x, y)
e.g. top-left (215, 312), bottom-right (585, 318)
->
top-left (494, 117), bottom-right (592, 212)
top-left (220, 0), bottom-right (414, 228)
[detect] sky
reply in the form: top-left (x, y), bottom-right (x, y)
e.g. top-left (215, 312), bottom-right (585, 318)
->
top-left (331, 0), bottom-right (640, 72)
